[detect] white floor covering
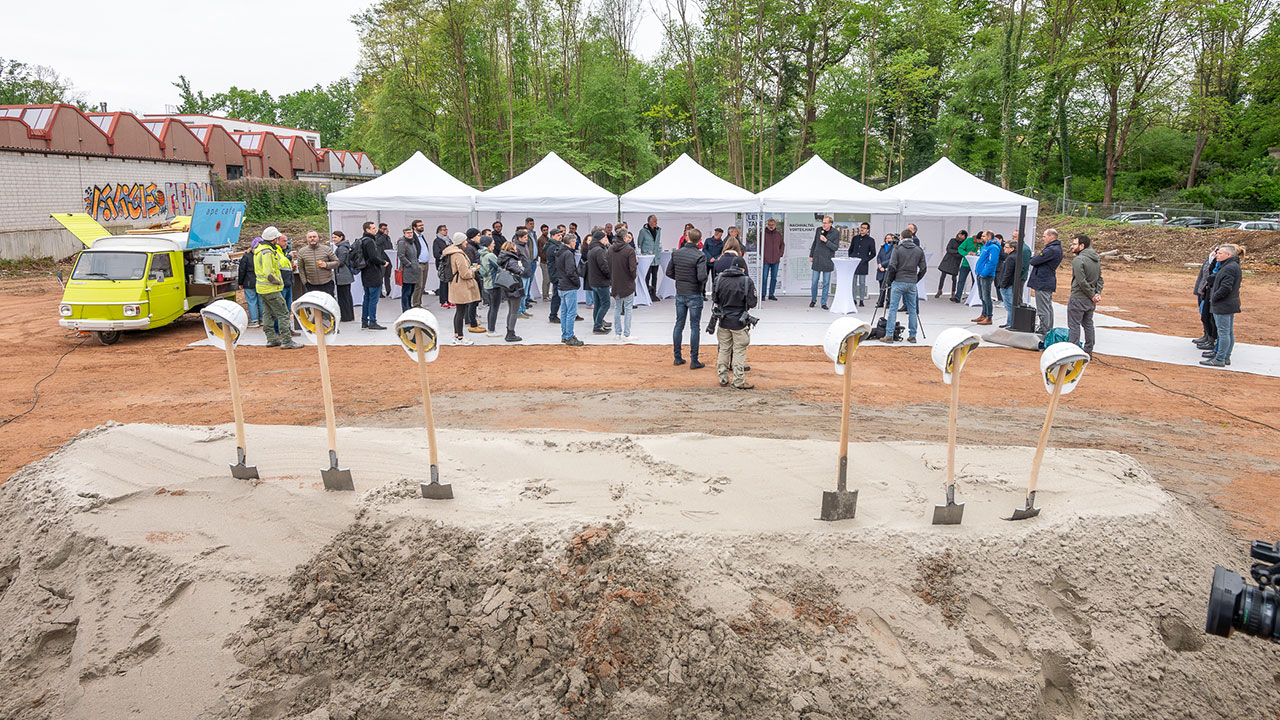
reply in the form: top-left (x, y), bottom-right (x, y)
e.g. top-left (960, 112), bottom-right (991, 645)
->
top-left (189, 293), bottom-right (1280, 378)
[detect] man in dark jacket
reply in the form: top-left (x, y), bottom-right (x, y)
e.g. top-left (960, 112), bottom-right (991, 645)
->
top-left (1067, 234), bottom-right (1104, 355)
top-left (432, 225), bottom-right (452, 308)
top-left (808, 216), bottom-right (839, 309)
top-left (1028, 228), bottom-right (1063, 334)
top-left (609, 231), bottom-right (639, 341)
top-left (847, 222), bottom-right (875, 308)
top-left (544, 227), bottom-right (566, 323)
top-left (638, 216), bottom-right (662, 300)
top-left (703, 228), bottom-right (726, 295)
top-left (554, 229), bottom-right (584, 346)
top-left (712, 264), bottom-right (758, 389)
top-left (491, 220), bottom-right (508, 251)
top-left (884, 230), bottom-right (929, 343)
top-left (995, 238), bottom-right (1018, 327)
top-left (375, 223), bottom-right (393, 297)
top-left (585, 230), bottom-right (613, 333)
top-left (359, 222), bottom-right (389, 330)
top-left (1202, 244), bottom-right (1241, 367)
top-left (761, 217), bottom-right (784, 301)
top-left (237, 243), bottom-right (261, 328)
top-left (666, 229), bottom-right (709, 368)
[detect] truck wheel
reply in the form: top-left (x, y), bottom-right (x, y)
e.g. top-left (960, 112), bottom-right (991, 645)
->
top-left (94, 330), bottom-right (121, 346)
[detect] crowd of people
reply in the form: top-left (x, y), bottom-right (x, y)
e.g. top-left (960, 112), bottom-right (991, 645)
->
top-left (827, 222), bottom-right (1108, 354)
top-left (244, 214), bottom-right (1253, 371)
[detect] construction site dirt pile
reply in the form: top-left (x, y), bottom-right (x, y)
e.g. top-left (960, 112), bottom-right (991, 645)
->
top-left (0, 423), bottom-right (1276, 720)
top-left (1042, 215), bottom-right (1280, 269)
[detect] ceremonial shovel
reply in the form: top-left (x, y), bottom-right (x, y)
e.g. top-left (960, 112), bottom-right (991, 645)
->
top-left (200, 300), bottom-right (258, 480)
top-left (820, 333), bottom-right (860, 521)
top-left (1009, 362), bottom-right (1074, 520)
top-left (415, 327), bottom-right (452, 499)
top-left (309, 306), bottom-right (353, 491)
top-left (1008, 342), bottom-right (1089, 520)
top-left (222, 329), bottom-right (259, 480)
top-left (817, 317), bottom-right (870, 521)
top-left (932, 345), bottom-right (970, 525)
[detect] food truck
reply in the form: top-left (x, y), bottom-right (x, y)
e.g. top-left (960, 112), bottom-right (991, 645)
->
top-left (54, 202), bottom-right (246, 345)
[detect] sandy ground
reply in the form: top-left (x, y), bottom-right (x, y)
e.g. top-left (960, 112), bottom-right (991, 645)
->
top-left (1, 423), bottom-right (1276, 719)
top-left (3, 267), bottom-right (1279, 539)
top-left (1, 266), bottom-right (1279, 718)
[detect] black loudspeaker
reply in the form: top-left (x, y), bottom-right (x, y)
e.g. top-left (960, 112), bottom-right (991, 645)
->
top-left (1011, 304), bottom-right (1037, 333)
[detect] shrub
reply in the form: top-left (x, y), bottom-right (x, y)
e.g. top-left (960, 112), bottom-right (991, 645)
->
top-left (213, 177), bottom-right (326, 222)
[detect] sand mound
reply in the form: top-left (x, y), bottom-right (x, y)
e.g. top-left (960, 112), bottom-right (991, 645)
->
top-left (0, 423), bottom-right (1275, 719)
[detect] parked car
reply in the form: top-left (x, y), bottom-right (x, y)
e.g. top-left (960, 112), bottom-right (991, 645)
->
top-left (1105, 211), bottom-right (1167, 225)
top-left (1164, 216), bottom-right (1219, 228)
top-left (1219, 220), bottom-right (1280, 231)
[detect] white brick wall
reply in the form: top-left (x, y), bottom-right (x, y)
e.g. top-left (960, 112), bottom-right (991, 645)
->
top-left (0, 150), bottom-right (212, 233)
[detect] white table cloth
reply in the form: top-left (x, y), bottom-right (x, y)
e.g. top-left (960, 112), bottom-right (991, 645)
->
top-left (634, 255), bottom-right (654, 306)
top-left (829, 257), bottom-right (860, 315)
top-left (657, 250), bottom-right (677, 299)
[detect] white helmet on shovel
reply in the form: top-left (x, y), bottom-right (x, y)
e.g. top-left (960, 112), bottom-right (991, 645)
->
top-left (931, 327), bottom-right (981, 385)
top-left (291, 291), bottom-right (341, 342)
top-left (1039, 342), bottom-right (1089, 394)
top-left (823, 317), bottom-right (872, 376)
top-left (393, 308), bottom-right (441, 363)
top-left (200, 299), bottom-right (247, 345)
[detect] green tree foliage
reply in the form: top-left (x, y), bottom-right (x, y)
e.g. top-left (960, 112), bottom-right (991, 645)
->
top-left (1, 57), bottom-right (88, 107)
top-left (172, 75), bottom-right (356, 148)
top-left (158, 0), bottom-right (1280, 210)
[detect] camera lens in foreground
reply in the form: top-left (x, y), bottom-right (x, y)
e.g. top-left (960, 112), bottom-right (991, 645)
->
top-left (1205, 565), bottom-right (1279, 641)
top-left (1205, 566), bottom-right (1245, 637)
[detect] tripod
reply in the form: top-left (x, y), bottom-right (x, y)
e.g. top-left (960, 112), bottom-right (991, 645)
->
top-left (869, 274), bottom-right (928, 341)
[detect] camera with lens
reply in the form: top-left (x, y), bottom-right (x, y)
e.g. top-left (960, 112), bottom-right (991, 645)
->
top-left (1205, 539), bottom-right (1279, 643)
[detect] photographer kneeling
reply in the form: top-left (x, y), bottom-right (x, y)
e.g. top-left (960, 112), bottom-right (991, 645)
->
top-left (708, 260), bottom-right (759, 389)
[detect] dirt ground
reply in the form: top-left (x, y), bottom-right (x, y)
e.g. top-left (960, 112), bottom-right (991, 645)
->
top-left (2, 264), bottom-right (1278, 546)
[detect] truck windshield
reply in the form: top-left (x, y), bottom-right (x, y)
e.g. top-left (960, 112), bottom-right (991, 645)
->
top-left (71, 252), bottom-right (148, 281)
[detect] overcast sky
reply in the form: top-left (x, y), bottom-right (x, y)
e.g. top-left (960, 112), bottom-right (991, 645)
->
top-left (7, 0), bottom-right (668, 115)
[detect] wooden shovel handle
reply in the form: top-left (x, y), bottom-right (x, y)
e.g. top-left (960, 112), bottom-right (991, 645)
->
top-left (222, 329), bottom-right (247, 452)
top-left (416, 328), bottom-right (439, 467)
top-left (312, 309), bottom-right (339, 455)
top-left (945, 348), bottom-right (967, 488)
top-left (1027, 364), bottom-right (1068, 495)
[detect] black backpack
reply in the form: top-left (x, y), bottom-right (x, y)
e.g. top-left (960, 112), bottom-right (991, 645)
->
top-left (349, 239), bottom-right (368, 273)
top-left (439, 254), bottom-right (455, 284)
top-left (869, 317), bottom-right (904, 341)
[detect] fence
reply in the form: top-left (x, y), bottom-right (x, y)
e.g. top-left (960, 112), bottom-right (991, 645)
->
top-left (1017, 188), bottom-right (1276, 223)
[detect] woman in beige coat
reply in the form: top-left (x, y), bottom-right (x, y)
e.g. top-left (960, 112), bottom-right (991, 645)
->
top-left (442, 232), bottom-right (482, 345)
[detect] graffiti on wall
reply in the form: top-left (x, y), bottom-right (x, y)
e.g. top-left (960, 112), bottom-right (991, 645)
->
top-left (82, 181), bottom-right (214, 221)
top-left (165, 181), bottom-right (214, 216)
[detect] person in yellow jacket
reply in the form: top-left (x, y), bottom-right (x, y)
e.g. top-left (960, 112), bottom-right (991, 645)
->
top-left (254, 227), bottom-right (303, 349)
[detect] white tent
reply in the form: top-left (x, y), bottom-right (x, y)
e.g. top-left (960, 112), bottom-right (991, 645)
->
top-left (751, 155), bottom-right (902, 298)
top-left (757, 155), bottom-right (900, 214)
top-left (326, 150), bottom-right (477, 212)
top-left (881, 156), bottom-right (1039, 265)
top-left (882, 156), bottom-right (1039, 216)
top-left (620, 153), bottom-right (759, 214)
top-left (325, 151), bottom-right (477, 304)
top-left (475, 151), bottom-right (617, 215)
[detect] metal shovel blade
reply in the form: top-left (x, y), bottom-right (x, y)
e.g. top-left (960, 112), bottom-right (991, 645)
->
top-left (420, 464), bottom-right (453, 500)
top-left (819, 490), bottom-right (858, 522)
top-left (1006, 491), bottom-right (1040, 521)
top-left (932, 485), bottom-right (964, 525)
top-left (321, 450), bottom-right (354, 491)
top-left (230, 447), bottom-right (259, 480)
